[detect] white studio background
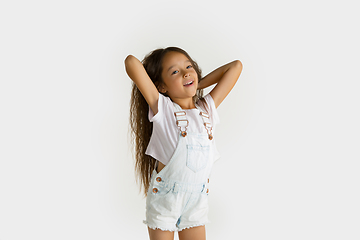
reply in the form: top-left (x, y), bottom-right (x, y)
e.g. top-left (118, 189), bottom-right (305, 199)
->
top-left (0, 0), bottom-right (359, 240)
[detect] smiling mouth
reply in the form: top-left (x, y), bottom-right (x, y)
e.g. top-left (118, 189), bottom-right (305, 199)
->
top-left (183, 81), bottom-right (194, 86)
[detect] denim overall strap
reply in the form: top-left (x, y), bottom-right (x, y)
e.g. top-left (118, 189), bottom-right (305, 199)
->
top-left (195, 103), bottom-right (213, 140)
top-left (173, 102), bottom-right (213, 140)
top-left (173, 103), bottom-right (188, 137)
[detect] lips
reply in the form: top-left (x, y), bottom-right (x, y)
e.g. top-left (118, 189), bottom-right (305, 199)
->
top-left (183, 80), bottom-right (194, 86)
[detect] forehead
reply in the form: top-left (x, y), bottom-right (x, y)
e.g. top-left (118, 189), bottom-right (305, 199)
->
top-left (162, 51), bottom-right (190, 67)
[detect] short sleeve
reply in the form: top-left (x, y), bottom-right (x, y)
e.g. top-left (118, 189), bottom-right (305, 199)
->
top-left (145, 93), bottom-right (179, 165)
top-left (148, 93), bottom-right (166, 122)
top-left (203, 94), bottom-right (220, 125)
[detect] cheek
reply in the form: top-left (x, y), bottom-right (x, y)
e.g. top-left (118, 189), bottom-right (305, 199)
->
top-left (162, 76), bottom-right (172, 86)
top-left (191, 69), bottom-right (198, 79)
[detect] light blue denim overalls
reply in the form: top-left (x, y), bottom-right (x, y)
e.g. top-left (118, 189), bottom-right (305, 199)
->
top-left (144, 101), bottom-right (217, 232)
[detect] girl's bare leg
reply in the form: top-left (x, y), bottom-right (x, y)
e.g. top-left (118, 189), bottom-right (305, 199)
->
top-left (148, 227), bottom-right (174, 240)
top-left (178, 226), bottom-right (206, 240)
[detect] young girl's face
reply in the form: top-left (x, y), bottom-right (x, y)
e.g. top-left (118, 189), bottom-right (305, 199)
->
top-left (160, 51), bottom-right (198, 101)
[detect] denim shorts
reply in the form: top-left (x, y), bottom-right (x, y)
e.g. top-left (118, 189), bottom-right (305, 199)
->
top-left (144, 172), bottom-right (209, 232)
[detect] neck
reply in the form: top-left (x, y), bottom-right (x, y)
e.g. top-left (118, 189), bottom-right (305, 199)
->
top-left (172, 97), bottom-right (195, 109)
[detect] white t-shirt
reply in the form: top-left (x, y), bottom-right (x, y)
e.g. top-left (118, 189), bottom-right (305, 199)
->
top-left (145, 93), bottom-right (220, 166)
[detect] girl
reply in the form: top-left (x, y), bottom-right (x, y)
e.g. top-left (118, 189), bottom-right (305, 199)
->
top-left (125, 47), bottom-right (242, 240)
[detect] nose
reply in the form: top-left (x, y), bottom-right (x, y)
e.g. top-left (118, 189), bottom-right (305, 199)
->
top-left (184, 72), bottom-right (190, 78)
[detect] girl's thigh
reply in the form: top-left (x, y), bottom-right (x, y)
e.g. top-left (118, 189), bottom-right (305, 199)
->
top-left (178, 226), bottom-right (206, 240)
top-left (148, 227), bottom-right (174, 240)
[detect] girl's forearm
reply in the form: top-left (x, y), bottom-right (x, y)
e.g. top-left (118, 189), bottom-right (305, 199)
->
top-left (198, 60), bottom-right (240, 89)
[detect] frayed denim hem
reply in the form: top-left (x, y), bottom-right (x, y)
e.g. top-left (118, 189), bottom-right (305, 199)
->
top-left (143, 220), bottom-right (178, 232)
top-left (177, 221), bottom-right (209, 231)
top-left (143, 220), bottom-right (209, 232)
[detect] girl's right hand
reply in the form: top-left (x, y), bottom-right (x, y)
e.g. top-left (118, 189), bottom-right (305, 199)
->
top-left (124, 55), bottom-right (159, 115)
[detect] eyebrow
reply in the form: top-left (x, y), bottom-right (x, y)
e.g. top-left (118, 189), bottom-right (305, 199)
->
top-left (167, 60), bottom-right (191, 73)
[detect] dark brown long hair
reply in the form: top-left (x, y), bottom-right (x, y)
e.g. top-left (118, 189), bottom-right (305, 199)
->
top-left (129, 47), bottom-right (204, 196)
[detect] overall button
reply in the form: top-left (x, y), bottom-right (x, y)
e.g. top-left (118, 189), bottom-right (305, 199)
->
top-left (153, 188), bottom-right (158, 193)
top-left (156, 177), bottom-right (162, 182)
top-left (206, 189), bottom-right (209, 193)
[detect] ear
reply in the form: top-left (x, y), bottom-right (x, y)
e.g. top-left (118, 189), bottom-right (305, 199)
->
top-left (157, 83), bottom-right (167, 94)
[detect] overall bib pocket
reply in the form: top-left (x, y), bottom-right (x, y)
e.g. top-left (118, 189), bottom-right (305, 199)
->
top-left (186, 144), bottom-right (210, 172)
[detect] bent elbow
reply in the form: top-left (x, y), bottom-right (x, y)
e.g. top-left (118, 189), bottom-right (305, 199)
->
top-left (234, 60), bottom-right (243, 69)
top-left (124, 55), bottom-right (135, 66)
top-left (234, 60), bottom-right (243, 75)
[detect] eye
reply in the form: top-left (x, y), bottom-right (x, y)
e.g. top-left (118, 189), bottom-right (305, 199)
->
top-left (186, 65), bottom-right (193, 69)
top-left (171, 70), bottom-right (179, 75)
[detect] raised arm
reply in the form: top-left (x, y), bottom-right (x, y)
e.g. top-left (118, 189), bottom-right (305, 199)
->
top-left (198, 60), bottom-right (242, 108)
top-left (124, 55), bottom-right (160, 114)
